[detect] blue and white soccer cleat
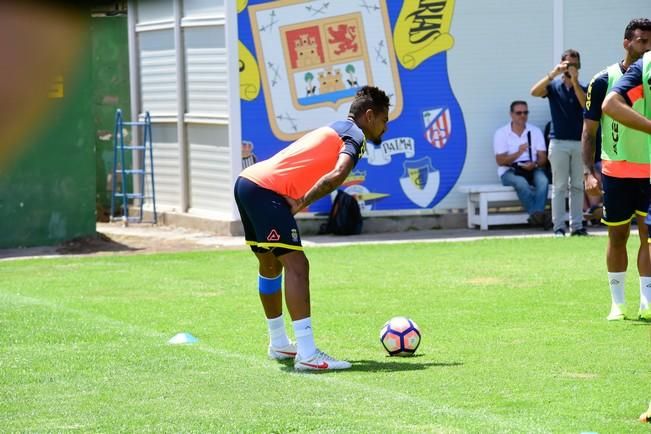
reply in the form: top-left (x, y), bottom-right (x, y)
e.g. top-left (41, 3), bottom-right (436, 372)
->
top-left (640, 401), bottom-right (651, 423)
top-left (638, 308), bottom-right (651, 321)
top-left (607, 304), bottom-right (626, 321)
top-left (268, 342), bottom-right (297, 360)
top-left (294, 349), bottom-right (352, 371)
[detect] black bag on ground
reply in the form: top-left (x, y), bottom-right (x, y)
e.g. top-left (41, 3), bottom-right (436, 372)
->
top-left (319, 190), bottom-right (363, 235)
top-left (511, 163), bottom-right (535, 184)
top-left (511, 131), bottom-right (535, 185)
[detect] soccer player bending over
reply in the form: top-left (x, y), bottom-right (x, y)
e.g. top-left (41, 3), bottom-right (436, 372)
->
top-left (233, 86), bottom-right (390, 371)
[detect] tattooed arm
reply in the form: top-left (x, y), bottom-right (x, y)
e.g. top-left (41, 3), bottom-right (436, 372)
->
top-left (286, 153), bottom-right (355, 215)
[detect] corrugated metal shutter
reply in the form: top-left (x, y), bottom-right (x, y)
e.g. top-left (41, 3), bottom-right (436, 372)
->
top-left (183, 15), bottom-right (230, 214)
top-left (182, 0), bottom-right (224, 17)
top-left (184, 27), bottom-right (228, 116)
top-left (139, 30), bottom-right (177, 115)
top-left (187, 125), bottom-right (231, 212)
top-left (134, 3), bottom-right (181, 211)
top-left (131, 0), bottom-right (240, 221)
top-left (136, 1), bottom-right (173, 23)
top-left (147, 124), bottom-right (180, 210)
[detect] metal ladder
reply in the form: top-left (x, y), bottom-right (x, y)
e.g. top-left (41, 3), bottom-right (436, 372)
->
top-left (110, 109), bottom-right (157, 225)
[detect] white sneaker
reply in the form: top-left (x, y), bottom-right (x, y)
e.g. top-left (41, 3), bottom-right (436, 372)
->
top-left (607, 304), bottom-right (626, 321)
top-left (294, 349), bottom-right (352, 371)
top-left (638, 307), bottom-right (651, 321)
top-left (640, 401), bottom-right (651, 423)
top-left (268, 342), bottom-right (297, 360)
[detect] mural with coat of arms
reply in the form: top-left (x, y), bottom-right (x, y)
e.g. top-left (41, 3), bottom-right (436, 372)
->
top-left (238, 0), bottom-right (466, 213)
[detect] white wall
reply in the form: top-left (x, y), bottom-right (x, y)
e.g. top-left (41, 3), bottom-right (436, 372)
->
top-left (564, 1), bottom-right (650, 76)
top-left (438, 0), bottom-right (649, 211)
top-left (130, 0), bottom-right (649, 220)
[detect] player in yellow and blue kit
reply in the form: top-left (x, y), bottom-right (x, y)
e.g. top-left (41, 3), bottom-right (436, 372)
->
top-left (601, 18), bottom-right (651, 426)
top-left (604, 51), bottom-right (651, 308)
top-left (582, 18), bottom-right (651, 321)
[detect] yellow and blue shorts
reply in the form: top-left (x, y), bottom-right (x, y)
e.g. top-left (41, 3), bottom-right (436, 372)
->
top-left (601, 174), bottom-right (650, 226)
top-left (233, 177), bottom-right (303, 256)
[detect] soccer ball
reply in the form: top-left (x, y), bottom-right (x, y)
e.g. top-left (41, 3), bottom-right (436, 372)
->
top-left (379, 316), bottom-right (421, 356)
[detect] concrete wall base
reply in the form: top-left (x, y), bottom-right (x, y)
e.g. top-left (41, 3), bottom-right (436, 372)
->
top-left (137, 208), bottom-right (468, 236)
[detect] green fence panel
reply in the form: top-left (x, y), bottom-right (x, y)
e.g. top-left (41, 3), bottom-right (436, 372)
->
top-left (0, 32), bottom-right (95, 248)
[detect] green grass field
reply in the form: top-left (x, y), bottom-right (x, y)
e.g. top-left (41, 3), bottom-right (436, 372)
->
top-left (2, 236), bottom-right (651, 432)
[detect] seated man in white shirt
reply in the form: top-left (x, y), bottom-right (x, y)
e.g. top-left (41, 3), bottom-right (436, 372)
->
top-left (493, 101), bottom-right (551, 229)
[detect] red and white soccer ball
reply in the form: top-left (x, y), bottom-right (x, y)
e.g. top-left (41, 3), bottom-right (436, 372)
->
top-left (380, 316), bottom-right (421, 356)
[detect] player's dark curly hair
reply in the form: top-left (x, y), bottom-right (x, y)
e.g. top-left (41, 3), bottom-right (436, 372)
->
top-left (625, 18), bottom-right (651, 40)
top-left (348, 86), bottom-right (390, 118)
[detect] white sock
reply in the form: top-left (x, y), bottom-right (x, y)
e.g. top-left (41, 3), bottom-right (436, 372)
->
top-left (640, 276), bottom-right (651, 310)
top-left (267, 315), bottom-right (290, 349)
top-left (608, 272), bottom-right (626, 306)
top-left (292, 317), bottom-right (316, 360)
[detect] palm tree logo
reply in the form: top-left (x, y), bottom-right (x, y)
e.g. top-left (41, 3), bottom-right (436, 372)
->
top-left (304, 71), bottom-right (316, 96)
top-left (345, 64), bottom-right (358, 87)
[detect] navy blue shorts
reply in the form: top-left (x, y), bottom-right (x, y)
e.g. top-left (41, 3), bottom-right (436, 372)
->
top-left (233, 177), bottom-right (302, 256)
top-left (601, 174), bottom-right (650, 226)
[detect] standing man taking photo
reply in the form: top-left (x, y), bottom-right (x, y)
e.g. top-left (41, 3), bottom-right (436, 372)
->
top-left (582, 18), bottom-right (651, 321)
top-left (531, 49), bottom-right (588, 237)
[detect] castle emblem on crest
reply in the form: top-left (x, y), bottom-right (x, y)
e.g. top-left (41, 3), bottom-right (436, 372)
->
top-left (282, 15), bottom-right (366, 108)
top-left (249, 0), bottom-right (403, 141)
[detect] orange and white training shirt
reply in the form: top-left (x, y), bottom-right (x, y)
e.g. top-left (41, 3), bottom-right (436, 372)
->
top-left (240, 119), bottom-right (366, 199)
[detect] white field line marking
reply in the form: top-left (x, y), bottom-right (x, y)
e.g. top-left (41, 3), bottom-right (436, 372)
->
top-left (2, 291), bottom-right (549, 433)
top-left (1, 229), bottom-right (609, 262)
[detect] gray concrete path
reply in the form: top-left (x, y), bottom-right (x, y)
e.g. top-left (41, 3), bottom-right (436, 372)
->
top-left (0, 222), bottom-right (608, 261)
top-left (96, 222), bottom-right (608, 247)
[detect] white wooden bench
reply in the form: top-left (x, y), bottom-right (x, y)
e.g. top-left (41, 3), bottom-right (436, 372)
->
top-left (458, 184), bottom-right (552, 230)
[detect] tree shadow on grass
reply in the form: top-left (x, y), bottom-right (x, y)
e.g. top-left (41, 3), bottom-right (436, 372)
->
top-left (348, 357), bottom-right (463, 372)
top-left (55, 233), bottom-right (141, 255)
top-left (0, 232), bottom-right (140, 260)
top-left (627, 319), bottom-right (651, 326)
top-left (279, 356), bottom-right (462, 373)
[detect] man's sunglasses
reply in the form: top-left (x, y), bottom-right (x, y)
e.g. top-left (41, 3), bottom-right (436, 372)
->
top-left (513, 110), bottom-right (529, 115)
